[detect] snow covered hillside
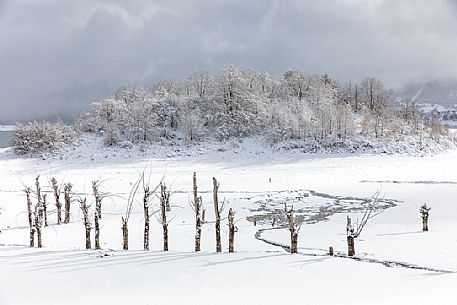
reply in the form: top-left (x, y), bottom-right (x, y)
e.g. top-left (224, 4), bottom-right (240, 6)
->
top-left (1, 145), bottom-right (457, 305)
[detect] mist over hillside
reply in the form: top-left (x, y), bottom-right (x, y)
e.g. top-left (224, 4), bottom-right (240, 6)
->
top-left (397, 79), bottom-right (457, 106)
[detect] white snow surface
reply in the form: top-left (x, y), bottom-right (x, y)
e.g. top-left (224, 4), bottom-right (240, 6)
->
top-left (1, 139), bottom-right (457, 305)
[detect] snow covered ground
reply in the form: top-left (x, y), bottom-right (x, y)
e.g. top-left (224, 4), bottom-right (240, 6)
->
top-left (1, 141), bottom-right (457, 305)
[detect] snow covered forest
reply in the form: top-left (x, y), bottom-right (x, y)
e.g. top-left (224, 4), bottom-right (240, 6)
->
top-left (12, 65), bottom-right (452, 155)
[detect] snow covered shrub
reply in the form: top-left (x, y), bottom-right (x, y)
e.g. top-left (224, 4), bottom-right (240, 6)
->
top-left (13, 121), bottom-right (76, 155)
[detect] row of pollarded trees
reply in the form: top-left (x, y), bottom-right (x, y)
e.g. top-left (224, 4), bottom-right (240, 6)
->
top-left (23, 172), bottom-right (237, 253)
top-left (24, 176), bottom-right (72, 248)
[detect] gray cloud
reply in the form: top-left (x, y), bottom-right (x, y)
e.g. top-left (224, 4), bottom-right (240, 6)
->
top-left (1, 0), bottom-right (456, 121)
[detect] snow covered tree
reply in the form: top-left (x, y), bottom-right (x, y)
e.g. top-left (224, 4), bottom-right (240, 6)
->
top-left (13, 121), bottom-right (75, 155)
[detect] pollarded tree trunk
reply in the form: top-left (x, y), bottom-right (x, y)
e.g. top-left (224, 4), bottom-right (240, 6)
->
top-left (193, 172), bottom-right (203, 252)
top-left (43, 194), bottom-right (48, 227)
top-left (347, 235), bottom-right (355, 256)
top-left (25, 188), bottom-right (35, 247)
top-left (420, 204), bottom-right (431, 232)
top-left (35, 175), bottom-right (47, 228)
top-left (291, 232), bottom-right (298, 253)
top-left (143, 186), bottom-right (151, 251)
top-left (346, 216), bottom-right (356, 256)
top-left (64, 183), bottom-right (72, 224)
top-left (422, 216), bottom-right (429, 231)
top-left (94, 208), bottom-right (101, 250)
top-left (92, 181), bottom-right (102, 249)
top-left (160, 183), bottom-right (170, 251)
top-left (195, 196), bottom-right (202, 252)
top-left (51, 177), bottom-right (62, 225)
top-left (163, 223), bottom-right (168, 251)
top-left (228, 208), bottom-right (235, 253)
top-left (122, 217), bottom-right (128, 250)
top-left (213, 177), bottom-right (222, 253)
top-left (79, 198), bottom-right (91, 250)
top-left (92, 180), bottom-right (103, 220)
top-left (286, 207), bottom-right (298, 254)
top-left (34, 201), bottom-right (44, 248)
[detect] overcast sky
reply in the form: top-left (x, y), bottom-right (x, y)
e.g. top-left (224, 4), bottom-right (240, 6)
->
top-left (1, 0), bottom-right (457, 121)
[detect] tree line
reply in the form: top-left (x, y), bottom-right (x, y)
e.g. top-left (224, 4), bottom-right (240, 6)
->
top-left (12, 65), bottom-right (448, 155)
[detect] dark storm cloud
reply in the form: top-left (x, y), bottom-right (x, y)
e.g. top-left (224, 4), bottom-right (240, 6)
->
top-left (1, 0), bottom-right (456, 121)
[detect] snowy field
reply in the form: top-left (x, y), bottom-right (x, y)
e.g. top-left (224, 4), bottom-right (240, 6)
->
top-left (1, 142), bottom-right (457, 305)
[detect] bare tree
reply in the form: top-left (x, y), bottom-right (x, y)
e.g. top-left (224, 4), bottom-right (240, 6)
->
top-left (51, 177), bottom-right (62, 225)
top-left (42, 194), bottom-right (48, 227)
top-left (92, 180), bottom-right (105, 219)
top-left (25, 188), bottom-right (35, 247)
top-left (92, 180), bottom-right (106, 250)
top-left (35, 176), bottom-right (47, 227)
top-left (121, 176), bottom-right (141, 250)
top-left (420, 204), bottom-right (431, 232)
top-left (33, 197), bottom-right (44, 248)
top-left (213, 177), bottom-right (224, 253)
top-left (286, 205), bottom-right (299, 254)
top-left (141, 173), bottom-right (162, 251)
top-left (228, 208), bottom-right (236, 253)
top-left (63, 183), bottom-right (72, 224)
top-left (158, 182), bottom-right (171, 251)
top-left (79, 198), bottom-right (91, 250)
top-left (191, 172), bottom-right (203, 252)
top-left (346, 191), bottom-right (381, 256)
top-left (142, 176), bottom-right (152, 251)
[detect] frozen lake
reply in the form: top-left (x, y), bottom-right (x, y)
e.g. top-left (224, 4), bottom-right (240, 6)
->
top-left (0, 130), bottom-right (13, 148)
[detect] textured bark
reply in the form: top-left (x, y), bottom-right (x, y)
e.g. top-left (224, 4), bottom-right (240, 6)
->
top-left (193, 172), bottom-right (203, 252)
top-left (143, 186), bottom-right (151, 251)
top-left (42, 194), bottom-right (48, 227)
top-left (160, 183), bottom-right (170, 251)
top-left (35, 175), bottom-right (42, 206)
top-left (25, 188), bottom-right (35, 247)
top-left (92, 181), bottom-right (103, 220)
top-left (228, 208), bottom-right (235, 253)
top-left (347, 235), bottom-right (355, 256)
top-left (122, 217), bottom-right (128, 250)
top-left (286, 208), bottom-right (298, 254)
top-left (94, 210), bottom-right (100, 250)
top-left (79, 198), bottom-right (91, 250)
top-left (290, 232), bottom-right (298, 253)
top-left (422, 216), bottom-right (429, 231)
top-left (51, 177), bottom-right (62, 225)
top-left (34, 202), bottom-right (43, 248)
top-left (213, 177), bottom-right (222, 253)
top-left (64, 183), bottom-right (72, 224)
